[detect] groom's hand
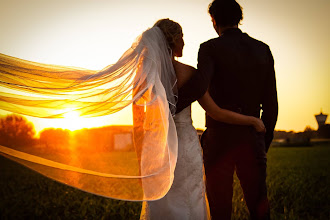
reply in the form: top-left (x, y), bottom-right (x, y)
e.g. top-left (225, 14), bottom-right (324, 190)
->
top-left (252, 117), bottom-right (266, 133)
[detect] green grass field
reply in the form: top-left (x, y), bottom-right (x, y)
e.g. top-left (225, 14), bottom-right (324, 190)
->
top-left (1, 143), bottom-right (329, 220)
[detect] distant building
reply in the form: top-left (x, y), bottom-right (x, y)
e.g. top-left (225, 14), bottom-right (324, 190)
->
top-left (315, 111), bottom-right (328, 128)
top-left (315, 110), bottom-right (330, 138)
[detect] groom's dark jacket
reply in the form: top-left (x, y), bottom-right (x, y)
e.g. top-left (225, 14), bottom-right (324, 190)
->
top-left (176, 28), bottom-right (278, 150)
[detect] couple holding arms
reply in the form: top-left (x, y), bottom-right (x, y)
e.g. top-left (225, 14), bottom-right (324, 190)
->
top-left (142, 0), bottom-right (277, 219)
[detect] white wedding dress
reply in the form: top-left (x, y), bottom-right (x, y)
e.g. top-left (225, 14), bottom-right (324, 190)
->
top-left (140, 105), bottom-right (210, 220)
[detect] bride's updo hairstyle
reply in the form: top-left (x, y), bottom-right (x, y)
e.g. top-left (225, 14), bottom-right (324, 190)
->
top-left (153, 19), bottom-right (183, 52)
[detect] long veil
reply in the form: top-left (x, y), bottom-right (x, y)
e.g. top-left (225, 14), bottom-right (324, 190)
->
top-left (0, 27), bottom-right (178, 201)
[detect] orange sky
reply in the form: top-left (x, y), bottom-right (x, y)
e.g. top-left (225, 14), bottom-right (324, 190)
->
top-left (0, 0), bottom-right (329, 133)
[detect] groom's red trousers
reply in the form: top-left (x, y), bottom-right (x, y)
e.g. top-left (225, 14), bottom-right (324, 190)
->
top-left (201, 126), bottom-right (270, 220)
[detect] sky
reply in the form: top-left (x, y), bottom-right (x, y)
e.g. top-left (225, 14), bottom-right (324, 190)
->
top-left (0, 0), bottom-right (329, 133)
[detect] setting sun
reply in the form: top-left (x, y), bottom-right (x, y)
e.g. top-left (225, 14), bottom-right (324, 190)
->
top-left (62, 110), bottom-right (83, 131)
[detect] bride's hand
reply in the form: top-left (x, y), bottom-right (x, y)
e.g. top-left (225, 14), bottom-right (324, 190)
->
top-left (250, 117), bottom-right (266, 133)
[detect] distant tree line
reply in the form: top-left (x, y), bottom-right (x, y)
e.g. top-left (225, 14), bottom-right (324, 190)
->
top-left (1, 114), bottom-right (327, 151)
top-left (274, 125), bottom-right (329, 140)
top-left (0, 114), bottom-right (134, 153)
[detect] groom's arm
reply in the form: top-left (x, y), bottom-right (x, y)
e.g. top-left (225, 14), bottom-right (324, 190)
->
top-left (176, 42), bottom-right (215, 113)
top-left (261, 47), bottom-right (278, 152)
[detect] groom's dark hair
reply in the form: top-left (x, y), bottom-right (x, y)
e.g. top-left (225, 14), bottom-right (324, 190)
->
top-left (208, 0), bottom-right (243, 27)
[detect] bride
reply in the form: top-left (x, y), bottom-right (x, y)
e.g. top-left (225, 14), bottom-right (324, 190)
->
top-left (0, 18), bottom-right (265, 219)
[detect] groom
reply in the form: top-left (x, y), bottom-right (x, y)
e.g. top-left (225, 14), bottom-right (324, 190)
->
top-left (176, 0), bottom-right (278, 219)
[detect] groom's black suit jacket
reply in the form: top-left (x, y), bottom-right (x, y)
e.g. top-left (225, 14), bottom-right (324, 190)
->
top-left (176, 28), bottom-right (278, 150)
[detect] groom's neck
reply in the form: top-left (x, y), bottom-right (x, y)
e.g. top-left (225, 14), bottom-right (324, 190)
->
top-left (217, 25), bottom-right (238, 36)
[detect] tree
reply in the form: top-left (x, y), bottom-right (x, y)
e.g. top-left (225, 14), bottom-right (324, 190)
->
top-left (39, 128), bottom-right (70, 151)
top-left (303, 126), bottom-right (316, 139)
top-left (0, 114), bottom-right (36, 148)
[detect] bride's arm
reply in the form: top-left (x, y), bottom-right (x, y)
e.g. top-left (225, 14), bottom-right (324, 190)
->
top-left (198, 91), bottom-right (266, 132)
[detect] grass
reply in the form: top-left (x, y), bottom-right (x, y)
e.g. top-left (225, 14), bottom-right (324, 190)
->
top-left (1, 143), bottom-right (329, 219)
top-left (232, 143), bottom-right (330, 220)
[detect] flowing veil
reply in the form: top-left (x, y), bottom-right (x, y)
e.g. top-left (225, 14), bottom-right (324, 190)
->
top-left (0, 27), bottom-right (178, 201)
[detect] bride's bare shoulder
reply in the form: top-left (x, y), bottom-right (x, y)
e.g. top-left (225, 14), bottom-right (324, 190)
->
top-left (174, 60), bottom-right (196, 74)
top-left (173, 61), bottom-right (196, 88)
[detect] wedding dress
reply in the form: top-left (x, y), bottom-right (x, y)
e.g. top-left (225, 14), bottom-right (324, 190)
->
top-left (140, 105), bottom-right (209, 220)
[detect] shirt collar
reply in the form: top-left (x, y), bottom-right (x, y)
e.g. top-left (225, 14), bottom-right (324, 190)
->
top-left (220, 28), bottom-right (242, 36)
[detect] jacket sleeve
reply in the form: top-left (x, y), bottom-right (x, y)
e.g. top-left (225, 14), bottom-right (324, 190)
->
top-left (261, 47), bottom-right (278, 152)
top-left (175, 43), bottom-right (215, 113)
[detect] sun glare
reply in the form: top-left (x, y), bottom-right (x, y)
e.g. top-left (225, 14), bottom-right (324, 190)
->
top-left (62, 111), bottom-right (83, 131)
